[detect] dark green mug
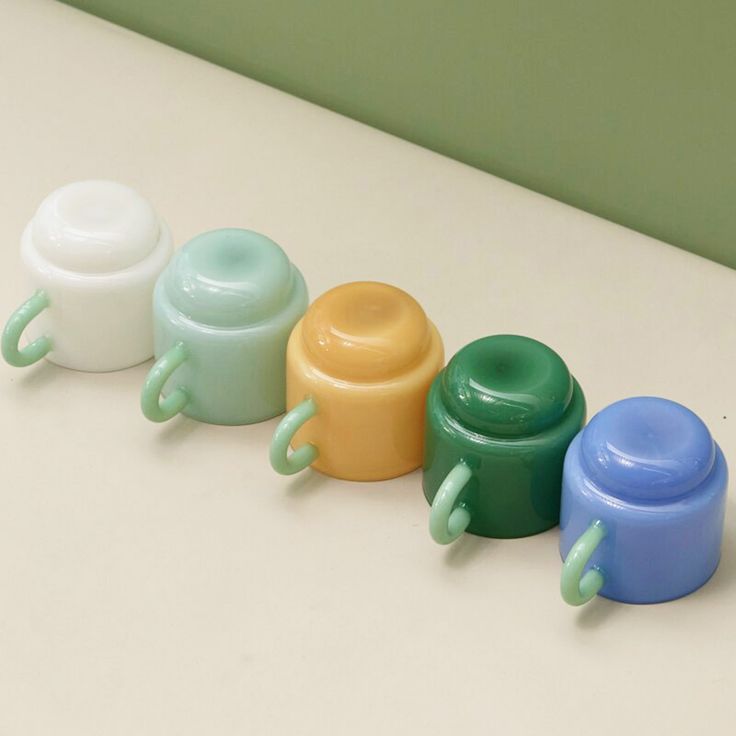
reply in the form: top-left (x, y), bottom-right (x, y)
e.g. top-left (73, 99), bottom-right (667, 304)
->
top-left (423, 335), bottom-right (586, 544)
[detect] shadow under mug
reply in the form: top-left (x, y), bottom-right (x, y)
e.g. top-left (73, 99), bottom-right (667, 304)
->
top-left (2, 180), bottom-right (171, 372)
top-left (141, 228), bottom-right (308, 425)
top-left (560, 396), bottom-right (728, 606)
top-left (270, 281), bottom-right (444, 481)
top-left (424, 335), bottom-right (586, 544)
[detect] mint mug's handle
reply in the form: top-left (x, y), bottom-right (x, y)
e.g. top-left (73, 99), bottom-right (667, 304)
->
top-left (429, 461), bottom-right (473, 544)
top-left (270, 397), bottom-right (318, 475)
top-left (140, 342), bottom-right (189, 422)
top-left (561, 520), bottom-right (606, 606)
top-left (2, 290), bottom-right (52, 367)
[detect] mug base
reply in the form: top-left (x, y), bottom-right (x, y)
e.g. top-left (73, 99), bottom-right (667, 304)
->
top-left (308, 461), bottom-right (421, 483)
top-left (593, 559), bottom-right (720, 605)
top-left (45, 352), bottom-right (152, 373)
top-left (180, 406), bottom-right (285, 427)
top-left (463, 520), bottom-right (559, 540)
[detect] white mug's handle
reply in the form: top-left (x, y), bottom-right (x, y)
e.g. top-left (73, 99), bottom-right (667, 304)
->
top-left (2, 290), bottom-right (52, 367)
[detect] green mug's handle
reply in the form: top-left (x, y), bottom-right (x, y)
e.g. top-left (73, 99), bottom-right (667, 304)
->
top-left (2, 290), bottom-right (52, 367)
top-left (270, 397), bottom-right (319, 475)
top-left (561, 520), bottom-right (606, 606)
top-left (140, 342), bottom-right (189, 422)
top-left (429, 461), bottom-right (473, 544)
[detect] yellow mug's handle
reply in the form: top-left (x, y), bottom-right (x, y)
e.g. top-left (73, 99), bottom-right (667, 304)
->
top-left (270, 397), bottom-right (319, 475)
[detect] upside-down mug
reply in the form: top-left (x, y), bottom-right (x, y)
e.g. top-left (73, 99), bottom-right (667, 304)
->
top-left (2, 180), bottom-right (172, 371)
top-left (141, 228), bottom-right (308, 425)
top-left (423, 335), bottom-right (586, 544)
top-left (560, 396), bottom-right (728, 606)
top-left (269, 281), bottom-right (444, 481)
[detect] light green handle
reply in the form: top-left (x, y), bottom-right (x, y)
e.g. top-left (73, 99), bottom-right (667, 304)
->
top-left (270, 397), bottom-right (318, 475)
top-left (561, 520), bottom-right (606, 606)
top-left (140, 342), bottom-right (189, 422)
top-left (429, 461), bottom-right (473, 544)
top-left (2, 290), bottom-right (52, 367)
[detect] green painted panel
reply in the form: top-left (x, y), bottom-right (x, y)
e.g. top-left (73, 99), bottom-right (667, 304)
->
top-left (61, 1), bottom-right (736, 268)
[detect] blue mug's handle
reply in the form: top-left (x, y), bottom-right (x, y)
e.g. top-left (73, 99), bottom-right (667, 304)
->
top-left (561, 520), bottom-right (606, 605)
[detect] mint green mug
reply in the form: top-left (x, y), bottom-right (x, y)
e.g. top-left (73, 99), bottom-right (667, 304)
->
top-left (141, 228), bottom-right (308, 425)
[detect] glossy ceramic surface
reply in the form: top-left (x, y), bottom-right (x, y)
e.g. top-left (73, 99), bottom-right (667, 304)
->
top-left (31, 180), bottom-right (161, 273)
top-left (2, 180), bottom-right (171, 371)
top-left (560, 396), bottom-right (728, 605)
top-left (142, 228), bottom-right (307, 425)
top-left (163, 228), bottom-right (297, 327)
top-left (271, 281), bottom-right (444, 480)
top-left (423, 335), bottom-right (585, 542)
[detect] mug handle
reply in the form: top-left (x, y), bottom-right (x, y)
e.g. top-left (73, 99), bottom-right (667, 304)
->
top-left (140, 342), bottom-right (189, 422)
top-left (561, 520), bottom-right (606, 606)
top-left (429, 461), bottom-right (473, 544)
top-left (270, 397), bottom-right (319, 475)
top-left (2, 290), bottom-right (52, 367)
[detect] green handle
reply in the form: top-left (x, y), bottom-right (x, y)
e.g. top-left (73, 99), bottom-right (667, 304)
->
top-left (140, 342), bottom-right (189, 422)
top-left (2, 290), bottom-right (52, 367)
top-left (561, 520), bottom-right (606, 606)
top-left (429, 461), bottom-right (473, 544)
top-left (270, 397), bottom-right (319, 475)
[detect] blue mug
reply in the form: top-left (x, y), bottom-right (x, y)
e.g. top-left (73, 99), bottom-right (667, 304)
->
top-left (560, 397), bottom-right (728, 605)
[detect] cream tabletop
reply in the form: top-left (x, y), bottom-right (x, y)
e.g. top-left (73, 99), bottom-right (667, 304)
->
top-left (1, 1), bottom-right (734, 734)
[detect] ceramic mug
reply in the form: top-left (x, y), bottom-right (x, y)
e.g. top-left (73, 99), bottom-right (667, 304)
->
top-left (141, 228), bottom-right (308, 425)
top-left (270, 281), bottom-right (444, 481)
top-left (560, 396), bottom-right (728, 605)
top-left (2, 180), bottom-right (172, 371)
top-left (423, 335), bottom-right (586, 544)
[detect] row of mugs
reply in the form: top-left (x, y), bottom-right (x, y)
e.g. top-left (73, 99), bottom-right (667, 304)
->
top-left (3, 181), bottom-right (728, 607)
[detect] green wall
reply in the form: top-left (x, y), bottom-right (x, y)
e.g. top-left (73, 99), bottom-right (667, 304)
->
top-left (61, 1), bottom-right (736, 268)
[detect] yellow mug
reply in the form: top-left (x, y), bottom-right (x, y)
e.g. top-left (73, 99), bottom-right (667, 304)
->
top-left (270, 281), bottom-right (444, 481)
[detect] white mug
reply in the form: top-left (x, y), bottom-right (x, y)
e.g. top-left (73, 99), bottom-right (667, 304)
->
top-left (1, 180), bottom-right (172, 372)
